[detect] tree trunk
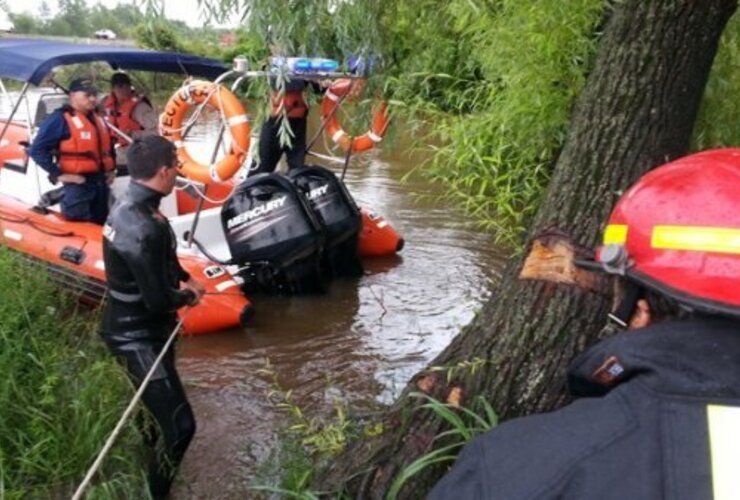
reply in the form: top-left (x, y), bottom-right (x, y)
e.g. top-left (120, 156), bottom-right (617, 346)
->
top-left (315, 0), bottom-right (737, 497)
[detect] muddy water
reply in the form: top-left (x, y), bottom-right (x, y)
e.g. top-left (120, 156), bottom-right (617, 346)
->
top-left (174, 114), bottom-right (507, 498)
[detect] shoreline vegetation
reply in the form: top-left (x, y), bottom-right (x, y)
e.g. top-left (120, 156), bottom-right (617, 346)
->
top-left (0, 248), bottom-right (146, 499)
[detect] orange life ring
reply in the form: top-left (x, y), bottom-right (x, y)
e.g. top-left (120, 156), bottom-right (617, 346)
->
top-left (320, 79), bottom-right (389, 153)
top-left (160, 80), bottom-right (250, 185)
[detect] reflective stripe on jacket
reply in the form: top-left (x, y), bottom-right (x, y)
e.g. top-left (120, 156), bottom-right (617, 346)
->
top-left (429, 317), bottom-right (740, 500)
top-left (59, 111), bottom-right (114, 174)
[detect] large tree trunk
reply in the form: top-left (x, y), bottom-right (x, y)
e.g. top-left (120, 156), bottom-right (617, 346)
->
top-left (315, 0), bottom-right (737, 497)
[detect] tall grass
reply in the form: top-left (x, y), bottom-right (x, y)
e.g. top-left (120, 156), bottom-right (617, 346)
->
top-left (0, 249), bottom-right (146, 499)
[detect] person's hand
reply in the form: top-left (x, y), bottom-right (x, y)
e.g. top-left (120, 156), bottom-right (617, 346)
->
top-left (182, 277), bottom-right (205, 306)
top-left (105, 170), bottom-right (116, 185)
top-left (58, 174), bottom-right (85, 184)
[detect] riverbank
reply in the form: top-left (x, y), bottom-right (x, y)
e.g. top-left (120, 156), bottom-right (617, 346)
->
top-left (0, 248), bottom-right (145, 499)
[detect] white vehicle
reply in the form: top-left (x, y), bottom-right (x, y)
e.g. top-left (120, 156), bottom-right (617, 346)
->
top-left (93, 29), bottom-right (117, 40)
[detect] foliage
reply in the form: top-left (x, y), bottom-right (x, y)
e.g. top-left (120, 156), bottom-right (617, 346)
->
top-left (134, 20), bottom-right (187, 52)
top-left (8, 0), bottom-right (148, 39)
top-left (188, 0), bottom-right (606, 247)
top-left (0, 249), bottom-right (146, 498)
top-left (693, 13), bottom-right (740, 150)
top-left (249, 361), bottom-right (363, 498)
top-left (387, 393), bottom-right (499, 500)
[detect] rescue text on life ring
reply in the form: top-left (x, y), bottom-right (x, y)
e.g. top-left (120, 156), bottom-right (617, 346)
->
top-left (320, 79), bottom-right (390, 153)
top-left (160, 80), bottom-right (250, 185)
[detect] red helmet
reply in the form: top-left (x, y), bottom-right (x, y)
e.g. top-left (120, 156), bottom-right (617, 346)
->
top-left (593, 148), bottom-right (740, 317)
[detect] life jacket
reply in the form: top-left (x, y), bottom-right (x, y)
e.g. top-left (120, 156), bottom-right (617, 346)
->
top-left (58, 109), bottom-right (115, 174)
top-left (270, 89), bottom-right (308, 119)
top-left (102, 94), bottom-right (146, 145)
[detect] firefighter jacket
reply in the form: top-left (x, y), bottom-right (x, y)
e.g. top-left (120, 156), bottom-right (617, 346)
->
top-left (428, 316), bottom-right (740, 500)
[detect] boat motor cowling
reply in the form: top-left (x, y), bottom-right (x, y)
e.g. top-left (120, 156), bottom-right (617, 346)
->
top-left (220, 173), bottom-right (327, 293)
top-left (288, 165), bottom-right (363, 277)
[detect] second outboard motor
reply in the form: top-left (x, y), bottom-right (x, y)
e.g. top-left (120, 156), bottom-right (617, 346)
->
top-left (288, 165), bottom-right (363, 277)
top-left (221, 173), bottom-right (328, 294)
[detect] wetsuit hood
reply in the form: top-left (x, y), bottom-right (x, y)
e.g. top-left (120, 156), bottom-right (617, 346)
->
top-left (567, 316), bottom-right (740, 400)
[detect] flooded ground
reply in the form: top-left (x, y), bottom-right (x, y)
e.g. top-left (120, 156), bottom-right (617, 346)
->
top-left (175, 114), bottom-right (507, 497)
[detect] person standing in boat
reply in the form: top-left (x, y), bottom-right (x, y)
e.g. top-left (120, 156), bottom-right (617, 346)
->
top-left (429, 155), bottom-right (740, 500)
top-left (29, 77), bottom-right (115, 224)
top-left (249, 73), bottom-right (324, 175)
top-left (101, 72), bottom-right (158, 173)
top-left (101, 135), bottom-right (204, 499)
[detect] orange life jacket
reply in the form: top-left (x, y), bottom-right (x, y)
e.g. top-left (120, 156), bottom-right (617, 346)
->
top-left (270, 89), bottom-right (308, 118)
top-left (59, 110), bottom-right (115, 174)
top-left (102, 94), bottom-right (145, 145)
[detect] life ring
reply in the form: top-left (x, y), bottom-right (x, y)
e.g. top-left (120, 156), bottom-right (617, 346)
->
top-left (160, 80), bottom-right (250, 185)
top-left (320, 79), bottom-right (389, 153)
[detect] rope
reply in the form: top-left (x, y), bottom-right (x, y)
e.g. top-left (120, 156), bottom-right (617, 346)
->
top-left (71, 311), bottom-right (190, 500)
top-left (0, 211), bottom-right (78, 238)
top-left (174, 177), bottom-right (238, 205)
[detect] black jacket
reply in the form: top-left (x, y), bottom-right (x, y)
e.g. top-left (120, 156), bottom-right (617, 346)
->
top-left (101, 181), bottom-right (194, 336)
top-left (428, 317), bottom-right (740, 500)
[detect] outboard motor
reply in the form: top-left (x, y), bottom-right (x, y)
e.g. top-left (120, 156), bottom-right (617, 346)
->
top-left (288, 165), bottom-right (363, 277)
top-left (221, 173), bottom-right (328, 293)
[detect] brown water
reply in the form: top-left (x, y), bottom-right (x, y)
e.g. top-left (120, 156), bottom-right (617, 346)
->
top-left (174, 116), bottom-right (507, 498)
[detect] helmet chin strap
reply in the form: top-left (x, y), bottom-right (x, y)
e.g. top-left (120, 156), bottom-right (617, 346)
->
top-left (602, 281), bottom-right (642, 334)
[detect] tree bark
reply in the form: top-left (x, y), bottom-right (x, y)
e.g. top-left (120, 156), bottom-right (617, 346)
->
top-left (314, 0), bottom-right (737, 498)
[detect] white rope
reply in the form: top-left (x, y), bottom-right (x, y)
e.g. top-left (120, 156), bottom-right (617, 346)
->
top-left (174, 177), bottom-right (238, 204)
top-left (71, 313), bottom-right (189, 500)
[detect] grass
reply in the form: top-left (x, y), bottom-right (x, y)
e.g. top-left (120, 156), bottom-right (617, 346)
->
top-left (0, 248), bottom-right (146, 499)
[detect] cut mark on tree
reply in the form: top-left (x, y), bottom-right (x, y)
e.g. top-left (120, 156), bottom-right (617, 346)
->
top-left (519, 230), bottom-right (602, 293)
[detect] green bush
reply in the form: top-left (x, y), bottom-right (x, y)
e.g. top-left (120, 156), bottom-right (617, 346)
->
top-left (0, 249), bottom-right (146, 499)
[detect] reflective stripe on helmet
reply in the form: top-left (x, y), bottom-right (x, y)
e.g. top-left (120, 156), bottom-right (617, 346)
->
top-left (603, 224), bottom-right (628, 245)
top-left (707, 404), bottom-right (740, 499)
top-left (652, 226), bottom-right (740, 255)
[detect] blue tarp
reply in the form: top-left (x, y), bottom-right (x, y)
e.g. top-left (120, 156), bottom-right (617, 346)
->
top-left (0, 38), bottom-right (228, 85)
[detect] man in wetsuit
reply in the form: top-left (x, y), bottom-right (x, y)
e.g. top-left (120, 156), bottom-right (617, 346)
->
top-left (101, 135), bottom-right (204, 499)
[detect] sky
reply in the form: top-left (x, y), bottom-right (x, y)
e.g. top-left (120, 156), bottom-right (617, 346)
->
top-left (8, 0), bottom-right (241, 28)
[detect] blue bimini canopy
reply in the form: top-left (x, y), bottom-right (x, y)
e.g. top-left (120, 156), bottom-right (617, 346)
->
top-left (0, 38), bottom-right (228, 85)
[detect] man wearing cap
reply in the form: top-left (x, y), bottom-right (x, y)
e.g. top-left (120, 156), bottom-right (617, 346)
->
top-left (429, 150), bottom-right (740, 500)
top-left (101, 72), bottom-right (157, 172)
top-left (30, 77), bottom-right (115, 224)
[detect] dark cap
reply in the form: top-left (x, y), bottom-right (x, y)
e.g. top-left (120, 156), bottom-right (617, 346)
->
top-left (110, 72), bottom-right (132, 87)
top-left (68, 77), bottom-right (97, 94)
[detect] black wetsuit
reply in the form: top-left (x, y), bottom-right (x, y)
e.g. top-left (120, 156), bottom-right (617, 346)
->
top-left (101, 181), bottom-right (196, 499)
